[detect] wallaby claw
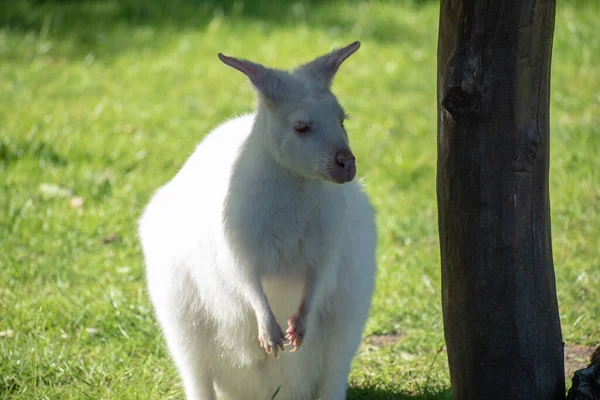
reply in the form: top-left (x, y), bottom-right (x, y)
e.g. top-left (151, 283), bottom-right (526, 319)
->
top-left (258, 319), bottom-right (286, 358)
top-left (286, 313), bottom-right (306, 352)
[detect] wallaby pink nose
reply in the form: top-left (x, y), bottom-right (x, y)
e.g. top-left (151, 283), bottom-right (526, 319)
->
top-left (333, 150), bottom-right (356, 183)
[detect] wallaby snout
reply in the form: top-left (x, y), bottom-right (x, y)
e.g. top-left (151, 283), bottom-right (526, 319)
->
top-left (332, 149), bottom-right (356, 183)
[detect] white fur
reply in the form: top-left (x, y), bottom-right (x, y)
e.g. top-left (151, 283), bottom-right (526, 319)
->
top-left (138, 43), bottom-right (377, 400)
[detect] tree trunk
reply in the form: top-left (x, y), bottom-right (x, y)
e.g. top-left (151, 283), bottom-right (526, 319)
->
top-left (566, 346), bottom-right (600, 400)
top-left (436, 0), bottom-right (564, 399)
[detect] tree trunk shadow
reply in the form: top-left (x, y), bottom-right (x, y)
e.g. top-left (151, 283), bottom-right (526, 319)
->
top-left (348, 386), bottom-right (452, 399)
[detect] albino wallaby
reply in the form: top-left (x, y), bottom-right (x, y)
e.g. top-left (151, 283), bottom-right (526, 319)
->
top-left (138, 41), bottom-right (377, 400)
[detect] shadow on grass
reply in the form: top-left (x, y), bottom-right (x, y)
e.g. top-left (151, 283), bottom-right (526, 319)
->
top-left (1, 0), bottom-right (438, 60)
top-left (348, 386), bottom-right (452, 399)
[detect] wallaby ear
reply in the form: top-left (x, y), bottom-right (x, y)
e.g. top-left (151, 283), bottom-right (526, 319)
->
top-left (218, 53), bottom-right (288, 104)
top-left (296, 41), bottom-right (361, 89)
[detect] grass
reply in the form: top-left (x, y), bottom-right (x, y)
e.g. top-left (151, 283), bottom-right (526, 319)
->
top-left (0, 0), bottom-right (598, 398)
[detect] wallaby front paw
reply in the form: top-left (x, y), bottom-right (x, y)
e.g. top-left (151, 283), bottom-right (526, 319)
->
top-left (286, 313), bottom-right (305, 352)
top-left (258, 318), bottom-right (286, 357)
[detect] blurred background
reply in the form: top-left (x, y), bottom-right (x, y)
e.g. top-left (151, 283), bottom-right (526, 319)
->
top-left (0, 0), bottom-right (598, 398)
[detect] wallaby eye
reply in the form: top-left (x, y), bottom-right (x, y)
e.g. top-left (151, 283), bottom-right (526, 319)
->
top-left (294, 122), bottom-right (311, 135)
top-left (340, 119), bottom-right (345, 127)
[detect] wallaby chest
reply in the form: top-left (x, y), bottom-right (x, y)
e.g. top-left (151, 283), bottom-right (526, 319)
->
top-left (225, 180), bottom-right (344, 276)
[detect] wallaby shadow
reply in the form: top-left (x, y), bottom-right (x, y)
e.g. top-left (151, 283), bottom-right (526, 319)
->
top-left (2, 0), bottom-right (439, 60)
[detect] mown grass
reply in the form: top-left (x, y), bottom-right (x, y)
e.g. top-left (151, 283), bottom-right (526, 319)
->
top-left (1, 0), bottom-right (598, 399)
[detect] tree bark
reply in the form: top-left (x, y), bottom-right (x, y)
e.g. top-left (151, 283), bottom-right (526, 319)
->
top-left (436, 0), bottom-right (564, 399)
top-left (566, 347), bottom-right (600, 400)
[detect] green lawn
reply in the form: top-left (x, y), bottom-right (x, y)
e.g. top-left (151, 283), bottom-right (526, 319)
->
top-left (1, 0), bottom-right (598, 399)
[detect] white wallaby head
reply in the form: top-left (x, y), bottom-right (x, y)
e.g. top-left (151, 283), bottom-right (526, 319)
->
top-left (218, 41), bottom-right (361, 184)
